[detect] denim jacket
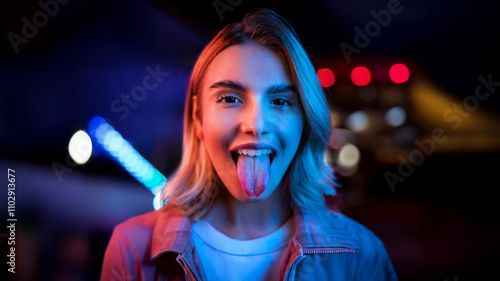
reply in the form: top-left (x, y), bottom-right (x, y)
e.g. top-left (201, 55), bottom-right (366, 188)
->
top-left (100, 204), bottom-right (398, 281)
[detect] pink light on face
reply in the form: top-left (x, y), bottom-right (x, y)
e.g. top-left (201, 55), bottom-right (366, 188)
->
top-left (389, 63), bottom-right (410, 84)
top-left (199, 43), bottom-right (304, 202)
top-left (317, 68), bottom-right (335, 87)
top-left (351, 66), bottom-right (371, 86)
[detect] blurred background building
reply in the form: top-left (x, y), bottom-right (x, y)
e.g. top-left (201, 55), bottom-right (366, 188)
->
top-left (1, 0), bottom-right (499, 280)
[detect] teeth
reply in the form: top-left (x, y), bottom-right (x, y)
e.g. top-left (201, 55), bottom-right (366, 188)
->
top-left (236, 149), bottom-right (272, 156)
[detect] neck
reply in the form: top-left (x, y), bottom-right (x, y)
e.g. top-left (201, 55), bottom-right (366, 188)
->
top-left (201, 185), bottom-right (293, 240)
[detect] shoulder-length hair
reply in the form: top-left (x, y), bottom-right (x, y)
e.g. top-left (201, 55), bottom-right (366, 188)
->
top-left (161, 8), bottom-right (335, 219)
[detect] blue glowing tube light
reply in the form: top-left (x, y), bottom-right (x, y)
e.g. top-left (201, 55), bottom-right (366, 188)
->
top-left (88, 116), bottom-right (166, 200)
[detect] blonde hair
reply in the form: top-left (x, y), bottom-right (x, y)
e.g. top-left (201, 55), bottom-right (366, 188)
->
top-left (161, 8), bottom-right (335, 218)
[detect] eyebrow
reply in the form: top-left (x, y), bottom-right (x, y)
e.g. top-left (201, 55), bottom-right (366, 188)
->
top-left (209, 80), bottom-right (246, 92)
top-left (267, 84), bottom-right (297, 94)
top-left (209, 80), bottom-right (296, 94)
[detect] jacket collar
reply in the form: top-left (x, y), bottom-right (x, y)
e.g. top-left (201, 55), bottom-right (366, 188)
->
top-left (293, 206), bottom-right (361, 250)
top-left (150, 203), bottom-right (360, 260)
top-left (151, 209), bottom-right (194, 260)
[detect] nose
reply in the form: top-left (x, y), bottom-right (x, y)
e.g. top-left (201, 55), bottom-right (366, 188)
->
top-left (240, 99), bottom-right (269, 137)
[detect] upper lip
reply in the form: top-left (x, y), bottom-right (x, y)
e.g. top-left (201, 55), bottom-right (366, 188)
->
top-left (230, 142), bottom-right (277, 152)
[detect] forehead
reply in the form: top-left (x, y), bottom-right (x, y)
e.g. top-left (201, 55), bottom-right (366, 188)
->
top-left (201, 43), bottom-right (292, 92)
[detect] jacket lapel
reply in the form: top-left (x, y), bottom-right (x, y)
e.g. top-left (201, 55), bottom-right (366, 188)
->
top-left (293, 205), bottom-right (360, 250)
top-left (151, 209), bottom-right (194, 260)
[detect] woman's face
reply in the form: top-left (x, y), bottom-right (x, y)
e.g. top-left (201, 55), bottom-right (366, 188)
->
top-left (195, 43), bottom-right (304, 202)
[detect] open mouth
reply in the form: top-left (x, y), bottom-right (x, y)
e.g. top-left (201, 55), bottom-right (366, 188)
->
top-left (230, 147), bottom-right (276, 197)
top-left (231, 149), bottom-right (276, 165)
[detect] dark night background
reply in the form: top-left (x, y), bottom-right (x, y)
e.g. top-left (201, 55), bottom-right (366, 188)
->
top-left (1, 0), bottom-right (499, 280)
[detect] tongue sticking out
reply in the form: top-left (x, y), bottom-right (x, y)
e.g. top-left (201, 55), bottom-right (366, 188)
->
top-left (236, 154), bottom-right (270, 197)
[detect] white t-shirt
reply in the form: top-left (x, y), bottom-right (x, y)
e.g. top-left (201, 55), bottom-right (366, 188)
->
top-left (191, 217), bottom-right (295, 281)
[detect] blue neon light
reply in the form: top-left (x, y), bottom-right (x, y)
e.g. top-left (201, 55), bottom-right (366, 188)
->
top-left (88, 116), bottom-right (167, 200)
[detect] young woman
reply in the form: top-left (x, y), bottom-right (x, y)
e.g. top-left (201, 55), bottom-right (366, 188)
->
top-left (101, 8), bottom-right (398, 281)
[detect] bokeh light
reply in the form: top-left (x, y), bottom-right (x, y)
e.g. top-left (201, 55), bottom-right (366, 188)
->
top-left (346, 110), bottom-right (369, 132)
top-left (389, 63), bottom-right (410, 84)
top-left (317, 68), bottom-right (336, 87)
top-left (351, 66), bottom-right (372, 86)
top-left (68, 130), bottom-right (92, 165)
top-left (385, 106), bottom-right (407, 127)
top-left (337, 143), bottom-right (360, 169)
top-left (88, 116), bottom-right (166, 199)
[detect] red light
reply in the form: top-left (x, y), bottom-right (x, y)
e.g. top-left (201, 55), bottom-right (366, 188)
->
top-left (317, 68), bottom-right (335, 87)
top-left (389, 63), bottom-right (410, 84)
top-left (351, 66), bottom-right (371, 86)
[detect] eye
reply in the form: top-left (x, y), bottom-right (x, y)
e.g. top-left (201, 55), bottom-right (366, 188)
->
top-left (216, 95), bottom-right (241, 104)
top-left (271, 98), bottom-right (290, 107)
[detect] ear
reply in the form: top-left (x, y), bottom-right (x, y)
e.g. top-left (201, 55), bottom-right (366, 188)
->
top-left (192, 95), bottom-right (203, 140)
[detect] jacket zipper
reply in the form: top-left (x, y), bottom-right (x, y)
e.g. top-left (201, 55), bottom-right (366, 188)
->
top-left (284, 247), bottom-right (356, 280)
top-left (303, 247), bottom-right (356, 254)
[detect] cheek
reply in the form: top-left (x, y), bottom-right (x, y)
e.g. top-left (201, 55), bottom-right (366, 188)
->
top-left (290, 114), bottom-right (304, 139)
top-left (202, 108), bottom-right (235, 154)
top-left (201, 108), bottom-right (240, 188)
top-left (273, 112), bottom-right (304, 144)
